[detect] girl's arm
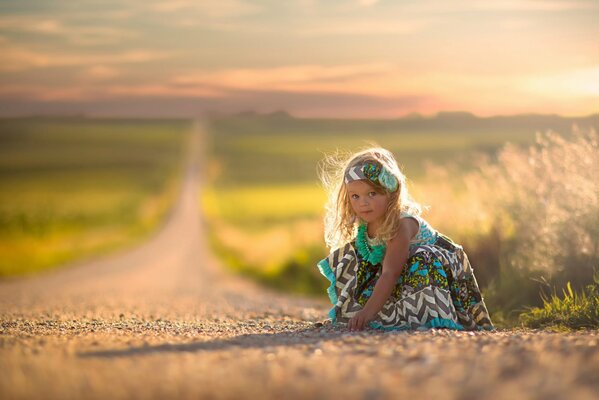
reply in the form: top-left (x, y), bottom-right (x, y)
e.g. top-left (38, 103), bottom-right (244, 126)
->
top-left (348, 217), bottom-right (418, 331)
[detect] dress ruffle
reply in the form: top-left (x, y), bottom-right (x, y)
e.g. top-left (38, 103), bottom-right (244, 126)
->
top-left (317, 258), bottom-right (338, 321)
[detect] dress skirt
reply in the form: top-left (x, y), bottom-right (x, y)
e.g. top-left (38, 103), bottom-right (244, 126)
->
top-left (317, 235), bottom-right (494, 331)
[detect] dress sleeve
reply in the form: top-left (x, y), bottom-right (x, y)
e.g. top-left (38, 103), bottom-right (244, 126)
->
top-left (400, 211), bottom-right (421, 231)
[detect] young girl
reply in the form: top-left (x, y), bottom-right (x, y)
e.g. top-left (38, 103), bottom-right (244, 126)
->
top-left (317, 147), bottom-right (494, 331)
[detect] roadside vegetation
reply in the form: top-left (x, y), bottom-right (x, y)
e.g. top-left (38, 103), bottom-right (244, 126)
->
top-left (0, 117), bottom-right (189, 276)
top-left (519, 278), bottom-right (599, 330)
top-left (203, 112), bottom-right (599, 329)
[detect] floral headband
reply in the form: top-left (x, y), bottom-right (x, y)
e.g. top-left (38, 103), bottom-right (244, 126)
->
top-left (344, 161), bottom-right (399, 192)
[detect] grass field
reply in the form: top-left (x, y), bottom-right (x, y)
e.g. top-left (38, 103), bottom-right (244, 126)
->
top-left (0, 117), bottom-right (189, 277)
top-left (202, 182), bottom-right (328, 294)
top-left (209, 117), bottom-right (542, 185)
top-left (202, 183), bottom-right (326, 227)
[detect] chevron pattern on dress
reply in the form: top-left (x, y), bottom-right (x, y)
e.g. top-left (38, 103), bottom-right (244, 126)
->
top-left (453, 301), bottom-right (493, 330)
top-left (472, 301), bottom-right (494, 329)
top-left (327, 244), bottom-right (363, 324)
top-left (337, 256), bottom-right (357, 285)
top-left (338, 299), bottom-right (362, 323)
top-left (455, 310), bottom-right (475, 330)
top-left (378, 302), bottom-right (400, 325)
top-left (326, 244), bottom-right (346, 278)
top-left (457, 248), bottom-right (472, 275)
top-left (397, 286), bottom-right (459, 329)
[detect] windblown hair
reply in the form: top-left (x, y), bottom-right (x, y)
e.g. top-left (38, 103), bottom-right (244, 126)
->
top-left (318, 147), bottom-right (422, 251)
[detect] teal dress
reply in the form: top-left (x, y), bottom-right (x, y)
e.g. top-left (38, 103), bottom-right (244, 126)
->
top-left (317, 213), bottom-right (494, 331)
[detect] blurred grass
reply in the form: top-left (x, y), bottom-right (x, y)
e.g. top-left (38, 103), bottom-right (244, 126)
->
top-left (0, 117), bottom-right (189, 277)
top-left (202, 183), bottom-right (326, 228)
top-left (201, 183), bottom-right (327, 294)
top-left (209, 112), bottom-right (543, 184)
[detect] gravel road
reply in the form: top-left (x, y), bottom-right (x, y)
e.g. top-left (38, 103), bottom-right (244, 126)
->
top-left (1, 125), bottom-right (598, 400)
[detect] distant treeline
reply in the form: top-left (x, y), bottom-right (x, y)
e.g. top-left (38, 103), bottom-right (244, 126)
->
top-left (209, 111), bottom-right (599, 137)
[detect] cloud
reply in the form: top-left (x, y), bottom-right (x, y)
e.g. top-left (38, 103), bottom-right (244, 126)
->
top-left (0, 41), bottom-right (173, 72)
top-left (388, 0), bottom-right (599, 14)
top-left (0, 16), bottom-right (62, 33)
top-left (220, 89), bottom-right (436, 118)
top-left (0, 63), bottom-right (402, 103)
top-left (0, 82), bottom-right (224, 102)
top-left (524, 67), bottom-right (599, 97)
top-left (67, 27), bottom-right (140, 46)
top-left (357, 0), bottom-right (380, 7)
top-left (473, 0), bottom-right (599, 12)
top-left (83, 65), bottom-right (121, 80)
top-left (171, 64), bottom-right (397, 94)
top-left (0, 46), bottom-right (56, 72)
top-left (0, 16), bottom-right (139, 45)
top-left (142, 0), bottom-right (265, 31)
top-left (103, 84), bottom-right (224, 99)
top-left (0, 87), bottom-right (436, 118)
top-left (149, 0), bottom-right (262, 18)
top-left (297, 18), bottom-right (432, 36)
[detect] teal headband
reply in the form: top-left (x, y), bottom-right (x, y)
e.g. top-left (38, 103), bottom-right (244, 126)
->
top-left (344, 162), bottom-right (399, 192)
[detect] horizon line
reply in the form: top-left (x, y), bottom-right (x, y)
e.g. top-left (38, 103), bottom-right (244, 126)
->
top-left (2, 109), bottom-right (599, 121)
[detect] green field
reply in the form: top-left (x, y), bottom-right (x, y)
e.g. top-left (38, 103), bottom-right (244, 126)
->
top-left (204, 111), bottom-right (575, 231)
top-left (202, 183), bottom-right (326, 228)
top-left (207, 111), bottom-right (595, 185)
top-left (0, 117), bottom-right (189, 277)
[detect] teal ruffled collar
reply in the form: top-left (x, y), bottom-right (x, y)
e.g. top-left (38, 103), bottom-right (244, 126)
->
top-left (355, 223), bottom-right (386, 265)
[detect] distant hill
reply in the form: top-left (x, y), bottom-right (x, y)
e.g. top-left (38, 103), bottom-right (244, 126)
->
top-left (209, 110), bottom-right (599, 137)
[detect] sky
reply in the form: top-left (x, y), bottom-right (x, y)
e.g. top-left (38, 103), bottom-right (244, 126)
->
top-left (1, 0), bottom-right (598, 118)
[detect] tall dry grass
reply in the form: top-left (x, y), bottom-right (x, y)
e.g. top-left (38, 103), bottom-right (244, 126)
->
top-left (419, 127), bottom-right (599, 320)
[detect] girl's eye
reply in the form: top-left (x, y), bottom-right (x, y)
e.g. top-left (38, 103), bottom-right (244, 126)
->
top-left (351, 194), bottom-right (359, 200)
top-left (368, 191), bottom-right (377, 197)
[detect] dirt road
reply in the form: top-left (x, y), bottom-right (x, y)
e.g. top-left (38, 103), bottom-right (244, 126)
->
top-left (1, 126), bottom-right (598, 400)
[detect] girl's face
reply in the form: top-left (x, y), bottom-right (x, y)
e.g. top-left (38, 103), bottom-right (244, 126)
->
top-left (346, 180), bottom-right (389, 228)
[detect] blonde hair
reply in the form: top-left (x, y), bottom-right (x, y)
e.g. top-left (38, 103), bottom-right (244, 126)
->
top-left (319, 147), bottom-right (422, 250)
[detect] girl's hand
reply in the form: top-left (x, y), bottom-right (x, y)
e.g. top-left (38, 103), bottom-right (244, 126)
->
top-left (348, 309), bottom-right (375, 331)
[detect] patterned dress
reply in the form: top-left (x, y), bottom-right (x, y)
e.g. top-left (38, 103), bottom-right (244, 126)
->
top-left (317, 213), bottom-right (494, 331)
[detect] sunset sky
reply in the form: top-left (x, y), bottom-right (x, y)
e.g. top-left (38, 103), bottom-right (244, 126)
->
top-left (1, 0), bottom-right (598, 118)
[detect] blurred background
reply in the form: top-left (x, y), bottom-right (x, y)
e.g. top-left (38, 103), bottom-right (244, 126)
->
top-left (1, 0), bottom-right (598, 328)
